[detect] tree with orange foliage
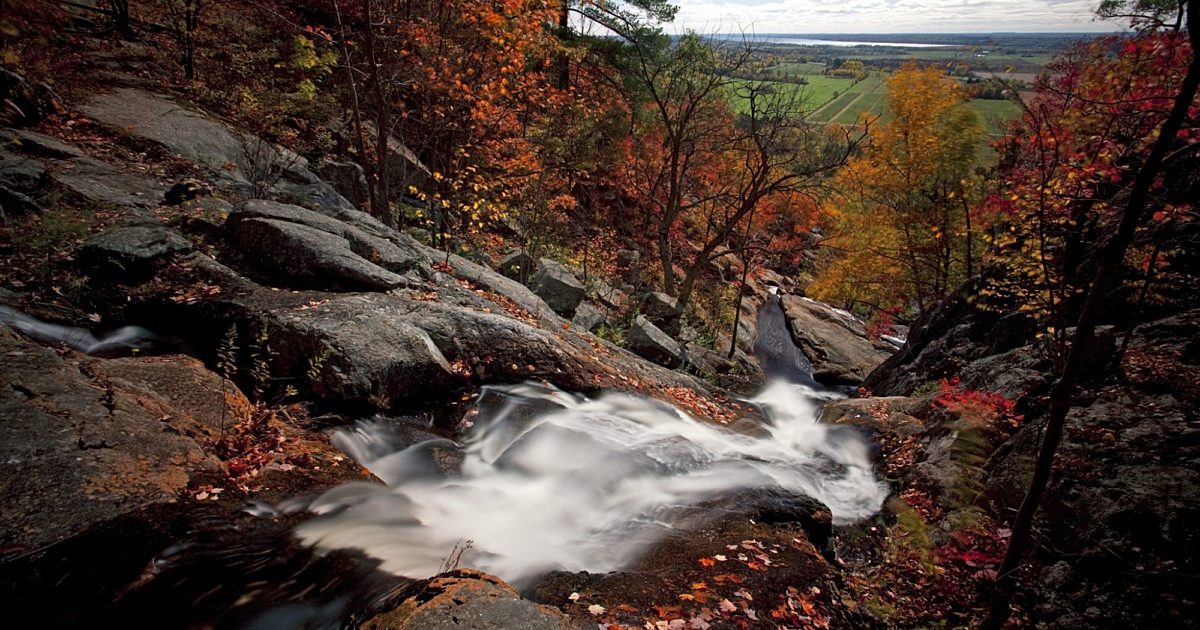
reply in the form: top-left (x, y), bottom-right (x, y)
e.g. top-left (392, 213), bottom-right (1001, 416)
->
top-left (329, 0), bottom-right (563, 244)
top-left (620, 33), bottom-right (860, 312)
top-left (810, 63), bottom-right (985, 316)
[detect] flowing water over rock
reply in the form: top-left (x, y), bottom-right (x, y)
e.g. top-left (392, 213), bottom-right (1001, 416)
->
top-left (286, 383), bottom-right (887, 586)
top-left (754, 293), bottom-right (818, 386)
top-left (0, 306), bottom-right (160, 354)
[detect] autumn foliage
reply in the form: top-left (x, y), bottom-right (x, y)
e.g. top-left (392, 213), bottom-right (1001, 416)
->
top-left (809, 64), bottom-right (985, 316)
top-left (982, 30), bottom-right (1200, 333)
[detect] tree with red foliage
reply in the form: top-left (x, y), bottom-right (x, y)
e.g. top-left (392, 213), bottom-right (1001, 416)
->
top-left (982, 1), bottom-right (1200, 626)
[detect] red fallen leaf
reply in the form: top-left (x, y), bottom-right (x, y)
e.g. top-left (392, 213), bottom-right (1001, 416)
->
top-left (698, 557), bottom-right (716, 568)
top-left (712, 573), bottom-right (743, 584)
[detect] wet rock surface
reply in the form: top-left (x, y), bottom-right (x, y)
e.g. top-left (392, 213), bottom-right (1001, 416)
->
top-left (0, 329), bottom-right (226, 552)
top-left (779, 295), bottom-right (894, 385)
top-left (363, 570), bottom-right (579, 630)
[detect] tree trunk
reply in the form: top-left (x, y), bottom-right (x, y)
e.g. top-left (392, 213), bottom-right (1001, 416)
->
top-left (982, 6), bottom-right (1200, 627)
top-left (553, 0), bottom-right (570, 89)
top-left (333, 0), bottom-right (374, 214)
top-left (360, 0), bottom-right (392, 220)
top-left (659, 226), bottom-right (675, 295)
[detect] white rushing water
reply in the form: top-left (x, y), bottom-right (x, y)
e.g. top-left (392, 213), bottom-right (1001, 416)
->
top-left (287, 380), bottom-right (889, 585)
top-left (0, 306), bottom-right (159, 354)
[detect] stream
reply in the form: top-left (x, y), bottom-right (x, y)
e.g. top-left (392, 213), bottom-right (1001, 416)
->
top-left (1, 295), bottom-right (889, 627)
top-left (275, 293), bottom-right (885, 585)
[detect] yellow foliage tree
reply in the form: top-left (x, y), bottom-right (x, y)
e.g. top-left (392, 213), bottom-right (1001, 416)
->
top-left (810, 63), bottom-right (985, 315)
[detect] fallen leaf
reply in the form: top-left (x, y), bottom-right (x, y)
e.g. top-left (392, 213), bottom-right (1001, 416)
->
top-left (718, 599), bottom-right (737, 614)
top-left (587, 604), bottom-right (606, 615)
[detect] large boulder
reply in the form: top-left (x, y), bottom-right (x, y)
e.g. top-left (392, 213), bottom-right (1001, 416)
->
top-left (1, 128), bottom-right (87, 160)
top-left (230, 217), bottom-right (407, 291)
top-left (0, 132), bottom-right (160, 214)
top-left (315, 159), bottom-right (370, 207)
top-left (0, 187), bottom-right (40, 217)
top-left (590, 278), bottom-right (627, 311)
top-left (638, 291), bottom-right (683, 336)
top-left (778, 295), bottom-right (893, 385)
top-left (79, 223), bottom-right (193, 279)
top-left (626, 316), bottom-right (683, 369)
top-left (531, 259), bottom-right (585, 317)
top-left (0, 150), bottom-right (45, 192)
top-left (571, 302), bottom-right (606, 333)
top-left (497, 249), bottom-right (536, 283)
top-left (82, 89), bottom-right (353, 214)
top-left (235, 200), bottom-right (428, 273)
top-left (0, 67), bottom-right (63, 127)
top-left (269, 293), bottom-right (457, 410)
top-left (362, 570), bottom-right (574, 630)
top-left (50, 156), bottom-right (165, 211)
top-left (0, 328), bottom-right (227, 552)
top-left (226, 201), bottom-right (429, 291)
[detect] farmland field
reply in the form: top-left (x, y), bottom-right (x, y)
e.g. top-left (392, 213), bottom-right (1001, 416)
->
top-left (731, 69), bottom-right (1021, 135)
top-left (968, 99), bottom-right (1023, 134)
top-left (730, 74), bottom-right (882, 115)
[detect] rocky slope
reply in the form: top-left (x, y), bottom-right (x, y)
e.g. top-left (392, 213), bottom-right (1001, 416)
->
top-left (0, 84), bottom-right (895, 628)
top-left (858, 278), bottom-right (1200, 627)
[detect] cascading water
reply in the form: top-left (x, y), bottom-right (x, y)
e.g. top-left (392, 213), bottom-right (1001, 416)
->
top-left (287, 293), bottom-right (888, 585)
top-left (754, 290), bottom-right (818, 387)
top-left (0, 306), bottom-right (159, 354)
top-left (0, 299), bottom-right (887, 597)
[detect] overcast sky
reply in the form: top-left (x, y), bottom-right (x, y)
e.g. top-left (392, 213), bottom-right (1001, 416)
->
top-left (667, 0), bottom-right (1126, 34)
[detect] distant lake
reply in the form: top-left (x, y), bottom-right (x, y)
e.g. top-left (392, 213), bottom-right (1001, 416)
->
top-left (762, 37), bottom-right (956, 48)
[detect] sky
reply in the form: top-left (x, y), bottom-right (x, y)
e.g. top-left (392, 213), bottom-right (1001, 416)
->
top-left (666, 0), bottom-right (1127, 34)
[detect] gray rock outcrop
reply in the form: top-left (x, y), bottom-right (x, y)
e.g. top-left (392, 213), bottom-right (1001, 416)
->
top-left (531, 258), bottom-right (585, 316)
top-left (0, 328), bottom-right (228, 551)
top-left (498, 249), bottom-right (536, 282)
top-left (638, 291), bottom-right (683, 336)
top-left (572, 302), bottom-right (607, 333)
top-left (80, 223), bottom-right (193, 278)
top-left (226, 200), bottom-right (428, 291)
top-left (315, 159), bottom-right (370, 207)
top-left (779, 295), bottom-right (893, 385)
top-left (627, 315), bottom-right (683, 369)
top-left (82, 88), bottom-right (351, 214)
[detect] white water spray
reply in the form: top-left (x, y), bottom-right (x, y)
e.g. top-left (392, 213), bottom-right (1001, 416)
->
top-left (290, 380), bottom-right (888, 585)
top-left (0, 306), bottom-right (159, 354)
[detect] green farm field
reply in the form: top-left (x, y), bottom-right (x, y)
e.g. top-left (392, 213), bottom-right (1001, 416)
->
top-left (730, 74), bottom-right (882, 115)
top-left (731, 71), bottom-right (1021, 135)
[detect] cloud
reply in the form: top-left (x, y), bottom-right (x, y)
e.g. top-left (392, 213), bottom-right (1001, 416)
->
top-left (666, 0), bottom-right (1124, 34)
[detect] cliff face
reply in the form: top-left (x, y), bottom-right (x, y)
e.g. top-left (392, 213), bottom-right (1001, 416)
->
top-left (862, 267), bottom-right (1200, 627)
